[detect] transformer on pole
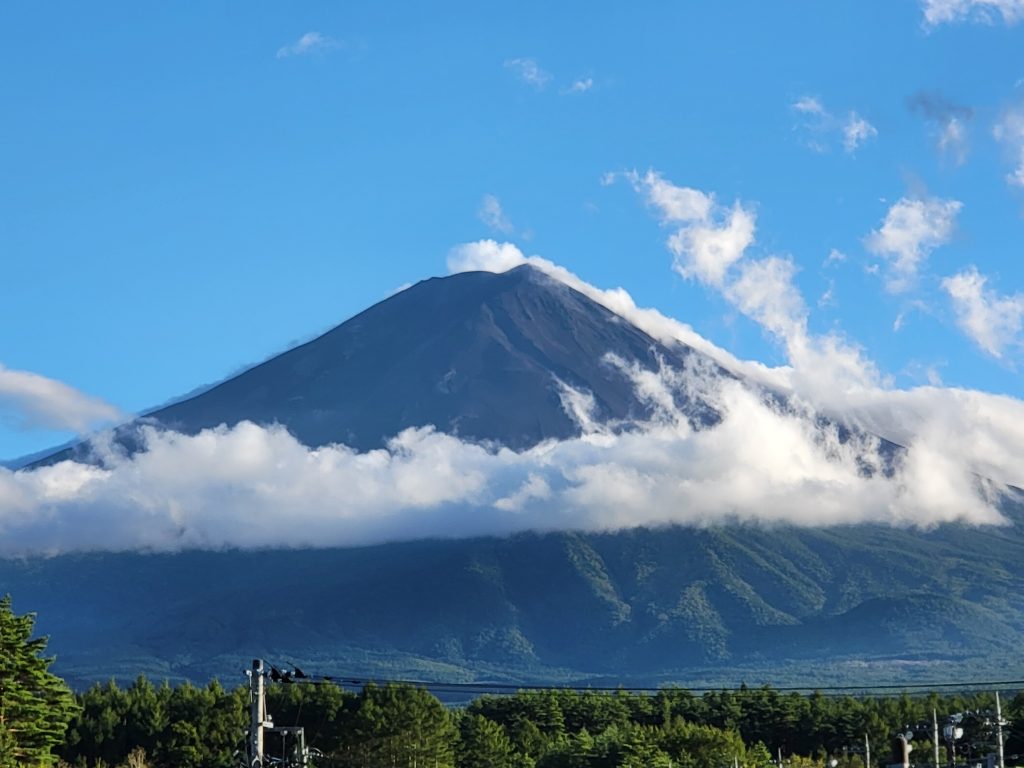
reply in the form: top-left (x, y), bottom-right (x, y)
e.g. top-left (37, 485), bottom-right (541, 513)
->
top-left (246, 659), bottom-right (312, 768)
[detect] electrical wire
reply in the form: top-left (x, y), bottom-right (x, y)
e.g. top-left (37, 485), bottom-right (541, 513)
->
top-left (253, 663), bottom-right (1024, 697)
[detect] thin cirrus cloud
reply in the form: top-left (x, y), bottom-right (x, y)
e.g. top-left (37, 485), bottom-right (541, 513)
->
top-left (920, 0), bottom-right (1024, 27)
top-left (477, 194), bottom-right (514, 234)
top-left (504, 58), bottom-right (552, 90)
top-left (908, 91), bottom-right (973, 164)
top-left (864, 196), bottom-right (962, 293)
top-left (276, 31), bottom-right (342, 59)
top-left (0, 364), bottom-right (122, 434)
top-left (993, 104), bottom-right (1024, 187)
top-left (791, 96), bottom-right (878, 154)
top-left (563, 78), bottom-right (594, 95)
top-left (942, 268), bottom-right (1024, 358)
top-left (504, 59), bottom-right (594, 95)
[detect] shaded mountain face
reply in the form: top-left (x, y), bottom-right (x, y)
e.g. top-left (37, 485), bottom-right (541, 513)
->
top-left (39, 265), bottom-right (722, 466)
top-left (4, 504), bottom-right (1024, 688)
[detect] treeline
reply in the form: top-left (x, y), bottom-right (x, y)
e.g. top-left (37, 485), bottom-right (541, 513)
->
top-left (57, 678), bottom-right (1024, 768)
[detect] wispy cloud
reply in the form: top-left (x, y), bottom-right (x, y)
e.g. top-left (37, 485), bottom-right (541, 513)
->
top-left (792, 96), bottom-right (826, 116)
top-left (843, 113), bottom-right (879, 153)
top-left (563, 77), bottom-right (594, 95)
top-left (504, 58), bottom-right (552, 90)
top-left (942, 267), bottom-right (1024, 358)
top-left (792, 96), bottom-right (878, 155)
top-left (909, 91), bottom-right (973, 164)
top-left (824, 248), bottom-right (847, 267)
top-left (276, 32), bottom-right (342, 59)
top-left (0, 364), bottom-right (122, 434)
top-left (993, 104), bottom-right (1024, 187)
top-left (864, 196), bottom-right (962, 293)
top-left (921, 0), bottom-right (1024, 27)
top-left (477, 194), bottom-right (514, 234)
top-left (611, 169), bottom-right (751, 288)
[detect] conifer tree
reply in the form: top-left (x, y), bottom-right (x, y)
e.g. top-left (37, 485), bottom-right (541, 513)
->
top-left (0, 594), bottom-right (77, 767)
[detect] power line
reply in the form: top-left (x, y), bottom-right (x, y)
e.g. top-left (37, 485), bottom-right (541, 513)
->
top-left (257, 665), bottom-right (1024, 697)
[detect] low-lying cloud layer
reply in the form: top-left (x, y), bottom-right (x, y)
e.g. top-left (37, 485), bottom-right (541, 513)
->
top-left (0, 355), bottom-right (1011, 557)
top-left (2, 241), bottom-right (1022, 556)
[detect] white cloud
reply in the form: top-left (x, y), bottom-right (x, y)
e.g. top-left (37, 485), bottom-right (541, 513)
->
top-left (0, 364), bottom-right (122, 434)
top-left (612, 170), bottom-right (753, 287)
top-left (993, 105), bottom-right (1024, 187)
top-left (276, 32), bottom-right (341, 59)
top-left (818, 281), bottom-right (836, 309)
top-left (563, 78), bottom-right (594, 94)
top-left (921, 0), bottom-right (1024, 26)
top-left (792, 97), bottom-right (878, 155)
top-left (2, 355), bottom-right (1015, 556)
top-left (864, 197), bottom-right (962, 293)
top-left (843, 112), bottom-right (879, 153)
top-left (792, 96), bottom-right (826, 115)
top-left (942, 268), bottom-right (1024, 358)
top-left (725, 257), bottom-right (807, 341)
top-left (504, 58), bottom-right (552, 90)
top-left (477, 194), bottom-right (514, 234)
top-left (824, 248), bottom-right (847, 267)
top-left (667, 204), bottom-right (756, 287)
top-left (626, 169), bottom-right (714, 223)
top-left (612, 172), bottom-right (874, 405)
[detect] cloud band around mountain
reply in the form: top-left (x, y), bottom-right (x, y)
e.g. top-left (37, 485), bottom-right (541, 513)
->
top-left (1, 248), bottom-right (1020, 556)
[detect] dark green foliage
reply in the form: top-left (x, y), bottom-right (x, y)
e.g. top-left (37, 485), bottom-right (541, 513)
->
top-left (339, 683), bottom-right (457, 768)
top-left (458, 713), bottom-right (516, 768)
top-left (1008, 692), bottom-right (1024, 756)
top-left (0, 594), bottom-right (77, 767)
top-left (61, 678), bottom-right (245, 768)
top-left (54, 675), bottom-right (1020, 768)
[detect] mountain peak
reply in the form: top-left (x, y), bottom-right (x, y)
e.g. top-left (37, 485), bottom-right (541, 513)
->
top-left (37, 265), bottom-right (717, 464)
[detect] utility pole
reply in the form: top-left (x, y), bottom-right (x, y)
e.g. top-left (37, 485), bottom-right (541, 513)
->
top-left (996, 692), bottom-right (1006, 768)
top-left (865, 733), bottom-right (870, 768)
top-left (249, 659), bottom-right (266, 768)
top-left (934, 710), bottom-right (940, 768)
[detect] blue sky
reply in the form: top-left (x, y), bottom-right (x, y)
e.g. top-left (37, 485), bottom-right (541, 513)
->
top-left (2, 0), bottom-right (1023, 464)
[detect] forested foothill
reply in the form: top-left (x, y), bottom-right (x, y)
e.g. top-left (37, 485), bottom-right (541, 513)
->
top-left (3, 595), bottom-right (1023, 768)
top-left (53, 677), bottom-right (1024, 768)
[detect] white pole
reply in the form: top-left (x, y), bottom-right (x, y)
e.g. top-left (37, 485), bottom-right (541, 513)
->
top-left (996, 692), bottom-right (1005, 768)
top-left (934, 710), bottom-right (941, 768)
top-left (249, 659), bottom-right (265, 767)
top-left (865, 733), bottom-right (870, 768)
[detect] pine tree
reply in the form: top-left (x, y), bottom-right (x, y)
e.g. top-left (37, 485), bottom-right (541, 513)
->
top-left (457, 714), bottom-right (515, 768)
top-left (0, 594), bottom-right (78, 767)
